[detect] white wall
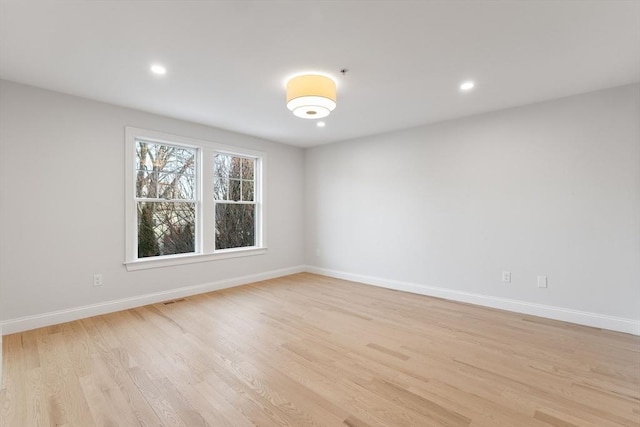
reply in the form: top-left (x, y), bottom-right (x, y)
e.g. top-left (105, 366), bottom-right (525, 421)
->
top-left (305, 84), bottom-right (640, 332)
top-left (1, 80), bottom-right (638, 335)
top-left (0, 80), bottom-right (305, 331)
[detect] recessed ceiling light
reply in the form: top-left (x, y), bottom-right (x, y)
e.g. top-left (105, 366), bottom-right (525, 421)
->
top-left (460, 81), bottom-right (475, 91)
top-left (150, 64), bottom-right (167, 75)
top-left (317, 121), bottom-right (326, 128)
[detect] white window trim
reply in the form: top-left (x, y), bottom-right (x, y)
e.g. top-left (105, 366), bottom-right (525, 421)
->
top-left (124, 127), bottom-right (267, 271)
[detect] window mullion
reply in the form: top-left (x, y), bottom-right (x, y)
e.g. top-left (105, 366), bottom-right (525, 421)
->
top-left (201, 146), bottom-right (216, 254)
top-left (255, 157), bottom-right (263, 248)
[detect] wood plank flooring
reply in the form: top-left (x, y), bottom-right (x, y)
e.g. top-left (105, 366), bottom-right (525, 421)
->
top-left (1, 273), bottom-right (639, 426)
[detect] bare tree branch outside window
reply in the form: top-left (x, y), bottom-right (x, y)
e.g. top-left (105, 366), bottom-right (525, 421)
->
top-left (214, 154), bottom-right (256, 250)
top-left (134, 143), bottom-right (258, 258)
top-left (136, 141), bottom-right (196, 258)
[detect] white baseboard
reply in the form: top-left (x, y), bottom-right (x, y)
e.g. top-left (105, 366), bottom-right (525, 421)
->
top-left (3, 264), bottom-right (638, 336)
top-left (305, 266), bottom-right (640, 336)
top-left (0, 265), bottom-right (305, 335)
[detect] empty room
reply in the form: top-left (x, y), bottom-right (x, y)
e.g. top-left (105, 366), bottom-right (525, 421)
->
top-left (1, 1), bottom-right (639, 426)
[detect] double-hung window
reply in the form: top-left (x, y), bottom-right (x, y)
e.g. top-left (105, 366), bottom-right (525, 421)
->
top-left (214, 153), bottom-right (257, 249)
top-left (135, 141), bottom-right (197, 258)
top-left (125, 127), bottom-right (266, 271)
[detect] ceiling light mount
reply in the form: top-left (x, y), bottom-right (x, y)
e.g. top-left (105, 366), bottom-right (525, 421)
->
top-left (286, 74), bottom-right (337, 119)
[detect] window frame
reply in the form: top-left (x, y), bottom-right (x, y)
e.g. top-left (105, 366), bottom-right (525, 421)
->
top-left (124, 127), bottom-right (266, 271)
top-left (213, 153), bottom-right (258, 250)
top-left (134, 140), bottom-right (199, 258)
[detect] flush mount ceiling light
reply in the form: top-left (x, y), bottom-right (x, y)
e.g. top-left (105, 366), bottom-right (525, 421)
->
top-left (286, 74), bottom-right (337, 119)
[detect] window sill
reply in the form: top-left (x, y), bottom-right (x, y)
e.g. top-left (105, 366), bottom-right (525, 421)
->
top-left (124, 247), bottom-right (267, 271)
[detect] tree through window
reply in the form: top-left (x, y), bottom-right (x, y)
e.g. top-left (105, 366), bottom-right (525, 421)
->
top-left (125, 127), bottom-right (265, 268)
top-left (135, 141), bottom-right (196, 258)
top-left (214, 154), bottom-right (256, 249)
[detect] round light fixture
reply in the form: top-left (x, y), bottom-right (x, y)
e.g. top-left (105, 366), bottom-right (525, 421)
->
top-left (286, 74), bottom-right (337, 119)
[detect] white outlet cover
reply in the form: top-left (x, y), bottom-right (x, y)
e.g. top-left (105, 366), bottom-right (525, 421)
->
top-left (537, 276), bottom-right (548, 288)
top-left (93, 274), bottom-right (103, 286)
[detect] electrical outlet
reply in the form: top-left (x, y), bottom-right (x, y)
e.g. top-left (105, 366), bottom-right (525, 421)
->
top-left (502, 271), bottom-right (511, 283)
top-left (537, 275), bottom-right (548, 288)
top-left (93, 273), bottom-right (103, 287)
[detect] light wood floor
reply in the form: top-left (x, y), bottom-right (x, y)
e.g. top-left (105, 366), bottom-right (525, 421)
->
top-left (1, 273), bottom-right (639, 427)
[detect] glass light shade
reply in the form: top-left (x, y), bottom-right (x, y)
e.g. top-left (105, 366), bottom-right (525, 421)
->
top-left (286, 74), bottom-right (337, 119)
top-left (288, 96), bottom-right (335, 119)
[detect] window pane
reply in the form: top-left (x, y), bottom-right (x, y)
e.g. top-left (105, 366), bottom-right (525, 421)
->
top-left (214, 177), bottom-right (229, 200)
top-left (137, 140), bottom-right (196, 200)
top-left (136, 141), bottom-right (195, 172)
top-left (215, 153), bottom-right (244, 179)
top-left (179, 174), bottom-right (196, 199)
top-left (214, 154), bottom-right (230, 177)
top-left (242, 158), bottom-right (254, 180)
top-left (158, 173), bottom-right (195, 200)
top-left (229, 156), bottom-right (241, 178)
top-left (137, 202), bottom-right (195, 258)
top-left (161, 147), bottom-right (195, 175)
top-left (136, 170), bottom-right (157, 198)
top-left (214, 154), bottom-right (227, 177)
top-left (136, 141), bottom-right (155, 170)
top-left (229, 179), bottom-right (241, 201)
top-left (215, 203), bottom-right (255, 249)
top-left (242, 181), bottom-right (254, 201)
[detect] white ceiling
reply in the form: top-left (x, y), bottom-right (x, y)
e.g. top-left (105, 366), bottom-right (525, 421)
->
top-left (1, 1), bottom-right (639, 147)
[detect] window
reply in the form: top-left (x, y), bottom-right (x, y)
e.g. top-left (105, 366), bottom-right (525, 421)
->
top-left (136, 141), bottom-right (197, 258)
top-left (125, 127), bottom-right (266, 271)
top-left (214, 154), bottom-right (256, 250)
